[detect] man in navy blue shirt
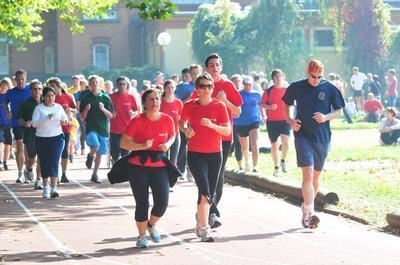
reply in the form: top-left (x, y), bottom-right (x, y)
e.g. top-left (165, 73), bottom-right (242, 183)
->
top-left (7, 69), bottom-right (31, 183)
top-left (283, 59), bottom-right (345, 229)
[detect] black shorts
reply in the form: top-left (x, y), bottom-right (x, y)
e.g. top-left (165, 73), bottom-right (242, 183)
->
top-left (0, 125), bottom-right (12, 145)
top-left (236, 122), bottom-right (260, 137)
top-left (353, 90), bottom-right (362, 97)
top-left (12, 127), bottom-right (24, 141)
top-left (24, 141), bottom-right (37, 159)
top-left (267, 120), bottom-right (291, 143)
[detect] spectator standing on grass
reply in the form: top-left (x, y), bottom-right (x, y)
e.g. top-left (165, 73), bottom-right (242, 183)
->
top-left (379, 107), bottom-right (400, 145)
top-left (385, 69), bottom-right (398, 107)
top-left (283, 59), bottom-right (344, 229)
top-left (350, 66), bottom-right (366, 113)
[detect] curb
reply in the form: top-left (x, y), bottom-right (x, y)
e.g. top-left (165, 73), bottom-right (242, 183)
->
top-left (224, 169), bottom-right (373, 225)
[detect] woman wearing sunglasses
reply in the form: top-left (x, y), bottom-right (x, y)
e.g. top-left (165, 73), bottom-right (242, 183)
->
top-left (179, 73), bottom-right (230, 242)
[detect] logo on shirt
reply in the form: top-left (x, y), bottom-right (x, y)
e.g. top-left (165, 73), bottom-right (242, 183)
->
top-left (318, 92), bottom-right (325, 100)
top-left (159, 133), bottom-right (168, 137)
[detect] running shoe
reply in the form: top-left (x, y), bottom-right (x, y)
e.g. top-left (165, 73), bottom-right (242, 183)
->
top-left (34, 180), bottom-right (43, 190)
top-left (244, 161), bottom-right (251, 173)
top-left (60, 174), bottom-right (70, 183)
top-left (199, 227), bottom-right (214, 242)
top-left (27, 171), bottom-right (34, 182)
top-left (308, 215), bottom-right (320, 229)
top-left (147, 225), bottom-right (161, 243)
top-left (3, 163), bottom-right (8, 171)
top-left (209, 213), bottom-right (222, 229)
top-left (252, 168), bottom-right (258, 173)
top-left (90, 174), bottom-right (101, 184)
top-left (86, 153), bottom-right (94, 169)
top-left (50, 191), bottom-right (59, 199)
top-left (136, 235), bottom-right (149, 248)
top-left (301, 203), bottom-right (310, 228)
top-left (42, 186), bottom-right (50, 199)
top-left (273, 167), bottom-right (279, 177)
top-left (280, 161), bottom-right (288, 173)
top-left (16, 172), bottom-right (24, 183)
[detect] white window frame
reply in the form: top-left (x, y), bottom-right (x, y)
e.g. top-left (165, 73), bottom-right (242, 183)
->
top-left (92, 44), bottom-right (110, 71)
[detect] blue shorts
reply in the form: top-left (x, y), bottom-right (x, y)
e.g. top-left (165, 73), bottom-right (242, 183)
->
top-left (267, 120), bottom-right (291, 143)
top-left (294, 136), bottom-right (330, 171)
top-left (86, 131), bottom-right (109, 155)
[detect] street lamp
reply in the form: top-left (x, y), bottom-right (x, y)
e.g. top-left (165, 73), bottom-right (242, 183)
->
top-left (157, 31), bottom-right (171, 75)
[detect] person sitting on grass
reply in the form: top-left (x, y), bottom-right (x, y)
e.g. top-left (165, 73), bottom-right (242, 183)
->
top-left (379, 107), bottom-right (400, 146)
top-left (363, 93), bottom-right (384, 123)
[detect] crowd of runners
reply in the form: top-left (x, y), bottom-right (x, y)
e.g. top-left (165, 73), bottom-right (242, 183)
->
top-left (3, 53), bottom-right (399, 248)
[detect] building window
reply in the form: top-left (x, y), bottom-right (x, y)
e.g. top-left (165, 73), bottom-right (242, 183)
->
top-left (83, 6), bottom-right (118, 22)
top-left (93, 44), bottom-right (109, 70)
top-left (0, 40), bottom-right (9, 74)
top-left (313, 29), bottom-right (334, 47)
top-left (44, 46), bottom-right (55, 74)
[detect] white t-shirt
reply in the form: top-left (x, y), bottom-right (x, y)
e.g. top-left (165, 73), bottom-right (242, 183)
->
top-left (350, 73), bottom-right (367, 91)
top-left (32, 103), bottom-right (68, 137)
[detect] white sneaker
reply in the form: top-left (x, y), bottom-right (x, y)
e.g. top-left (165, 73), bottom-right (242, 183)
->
top-left (273, 167), bottom-right (279, 177)
top-left (280, 161), bottom-right (287, 173)
top-left (16, 172), bottom-right (24, 183)
top-left (244, 161), bottom-right (251, 173)
top-left (42, 186), bottom-right (50, 199)
top-left (199, 227), bottom-right (214, 242)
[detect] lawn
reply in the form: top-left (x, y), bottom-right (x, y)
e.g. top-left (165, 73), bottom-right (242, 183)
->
top-left (226, 123), bottom-right (400, 227)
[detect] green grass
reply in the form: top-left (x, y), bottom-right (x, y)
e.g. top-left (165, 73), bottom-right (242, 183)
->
top-left (226, 143), bottom-right (400, 226)
top-left (330, 118), bottom-right (379, 130)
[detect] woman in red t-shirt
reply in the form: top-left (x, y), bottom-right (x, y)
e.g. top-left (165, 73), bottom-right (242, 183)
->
top-left (120, 89), bottom-right (176, 249)
top-left (160, 80), bottom-right (183, 165)
top-left (180, 73), bottom-right (230, 242)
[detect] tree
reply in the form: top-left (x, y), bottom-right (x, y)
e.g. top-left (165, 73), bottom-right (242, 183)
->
top-left (190, 0), bottom-right (249, 75)
top-left (321, 0), bottom-right (391, 73)
top-left (242, 0), bottom-right (309, 80)
top-left (0, 0), bottom-right (176, 45)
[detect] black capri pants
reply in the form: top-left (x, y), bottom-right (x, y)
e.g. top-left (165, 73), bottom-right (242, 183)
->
top-left (187, 151), bottom-right (222, 205)
top-left (128, 165), bottom-right (170, 222)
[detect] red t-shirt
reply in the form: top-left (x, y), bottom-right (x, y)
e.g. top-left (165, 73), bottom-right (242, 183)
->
top-left (191, 78), bottom-right (242, 142)
top-left (261, 87), bottom-right (287, 121)
top-left (110, 92), bottom-right (138, 134)
top-left (363, 99), bottom-right (384, 114)
top-left (55, 92), bottom-right (76, 133)
top-left (160, 98), bottom-right (183, 133)
top-left (181, 99), bottom-right (229, 153)
top-left (125, 113), bottom-right (175, 167)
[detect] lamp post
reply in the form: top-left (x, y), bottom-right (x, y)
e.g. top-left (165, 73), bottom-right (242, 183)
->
top-left (157, 31), bottom-right (171, 75)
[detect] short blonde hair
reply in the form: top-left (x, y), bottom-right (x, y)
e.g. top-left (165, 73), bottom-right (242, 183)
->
top-left (307, 59), bottom-right (324, 74)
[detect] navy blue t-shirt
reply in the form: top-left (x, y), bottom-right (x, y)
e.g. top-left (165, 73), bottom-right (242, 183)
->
top-left (0, 93), bottom-right (10, 125)
top-left (282, 79), bottom-right (345, 143)
top-left (175, 82), bottom-right (194, 101)
top-left (6, 86), bottom-right (31, 127)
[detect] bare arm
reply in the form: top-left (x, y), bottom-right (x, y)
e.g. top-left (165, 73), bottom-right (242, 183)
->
top-left (120, 134), bottom-right (152, 151)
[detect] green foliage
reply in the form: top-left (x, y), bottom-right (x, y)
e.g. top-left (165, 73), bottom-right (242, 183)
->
top-left (0, 0), bottom-right (176, 48)
top-left (190, 0), bottom-right (248, 74)
top-left (387, 30), bottom-right (400, 70)
top-left (81, 65), bottom-right (159, 89)
top-left (190, 0), bottom-right (309, 79)
top-left (321, 0), bottom-right (392, 73)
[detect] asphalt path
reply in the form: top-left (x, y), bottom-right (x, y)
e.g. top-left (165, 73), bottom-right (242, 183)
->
top-left (0, 153), bottom-right (399, 265)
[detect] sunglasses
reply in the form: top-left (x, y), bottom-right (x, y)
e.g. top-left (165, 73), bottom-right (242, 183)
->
top-left (310, 73), bottom-right (323, 79)
top-left (198, 84), bottom-right (214, 89)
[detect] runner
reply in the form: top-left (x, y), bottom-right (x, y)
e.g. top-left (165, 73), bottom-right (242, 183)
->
top-left (0, 77), bottom-right (12, 171)
top-left (260, 69), bottom-right (291, 177)
top-left (6, 69), bottom-right (31, 183)
top-left (160, 80), bottom-right (183, 165)
top-left (191, 53), bottom-right (242, 228)
top-left (17, 80), bottom-right (43, 190)
top-left (110, 76), bottom-right (139, 163)
top-left (282, 59), bottom-right (345, 229)
top-left (80, 75), bottom-right (114, 183)
top-left (180, 73), bottom-right (230, 242)
top-left (119, 89), bottom-right (176, 248)
top-left (32, 86), bottom-right (68, 198)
